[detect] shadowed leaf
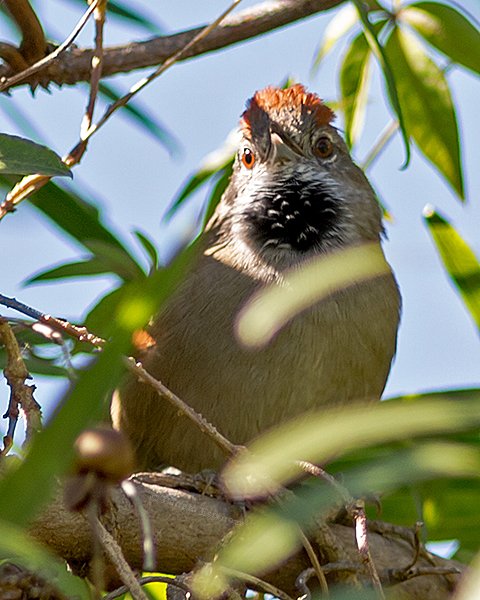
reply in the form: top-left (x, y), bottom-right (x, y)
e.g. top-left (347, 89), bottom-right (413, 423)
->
top-left (401, 1), bottom-right (480, 75)
top-left (0, 134), bottom-right (71, 177)
top-left (424, 207), bottom-right (480, 331)
top-left (385, 27), bottom-right (463, 199)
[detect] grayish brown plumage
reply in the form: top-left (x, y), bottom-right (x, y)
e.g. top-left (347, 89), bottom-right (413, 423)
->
top-left (112, 84), bottom-right (401, 472)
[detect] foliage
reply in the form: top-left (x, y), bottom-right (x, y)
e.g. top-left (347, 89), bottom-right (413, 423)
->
top-left (0, 1), bottom-right (478, 599)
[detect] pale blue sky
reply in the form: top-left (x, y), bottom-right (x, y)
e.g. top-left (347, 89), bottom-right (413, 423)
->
top-left (0, 1), bottom-right (479, 433)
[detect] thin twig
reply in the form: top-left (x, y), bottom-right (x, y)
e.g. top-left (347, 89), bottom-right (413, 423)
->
top-left (90, 512), bottom-right (149, 600)
top-left (124, 357), bottom-right (239, 458)
top-left (299, 529), bottom-right (329, 596)
top-left (0, 0), bottom-right (98, 92)
top-left (361, 119), bottom-right (399, 171)
top-left (0, 293), bottom-right (105, 347)
top-left (103, 576), bottom-right (193, 600)
top-left (0, 318), bottom-right (41, 454)
top-left (404, 521), bottom-right (424, 570)
top-left (296, 567), bottom-right (315, 600)
top-left (221, 566), bottom-right (294, 600)
top-left (352, 500), bottom-right (385, 599)
top-left (296, 460), bottom-right (352, 503)
top-left (121, 479), bottom-right (155, 572)
top-left (83, 0), bottom-right (243, 143)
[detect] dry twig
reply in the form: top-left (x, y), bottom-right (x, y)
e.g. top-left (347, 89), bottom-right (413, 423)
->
top-left (0, 318), bottom-right (41, 454)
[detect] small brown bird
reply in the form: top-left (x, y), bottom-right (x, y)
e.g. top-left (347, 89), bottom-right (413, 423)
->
top-left (112, 84), bottom-right (401, 472)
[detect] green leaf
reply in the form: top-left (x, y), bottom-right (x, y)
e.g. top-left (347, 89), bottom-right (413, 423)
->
top-left (134, 230), bottom-right (160, 271)
top-left (201, 158), bottom-right (234, 227)
top-left (0, 519), bottom-right (88, 598)
top-left (0, 242), bottom-right (197, 527)
top-left (200, 440), bottom-right (480, 595)
top-left (385, 27), bottom-right (464, 198)
top-left (25, 257), bottom-right (115, 284)
top-left (401, 1), bottom-right (480, 75)
top-left (223, 391), bottom-right (480, 497)
top-left (0, 134), bottom-right (71, 177)
top-left (236, 243), bottom-right (391, 348)
top-left (98, 83), bottom-right (180, 155)
top-left (352, 0), bottom-right (411, 166)
top-left (164, 134), bottom-right (237, 221)
top-left (86, 240), bottom-right (146, 281)
top-left (424, 208), bottom-right (480, 331)
top-left (311, 3), bottom-right (359, 71)
top-left (340, 31), bottom-right (371, 148)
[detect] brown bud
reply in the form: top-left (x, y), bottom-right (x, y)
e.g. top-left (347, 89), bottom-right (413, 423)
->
top-left (73, 426), bottom-right (135, 484)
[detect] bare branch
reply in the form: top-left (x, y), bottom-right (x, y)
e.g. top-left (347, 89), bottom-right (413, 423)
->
top-left (0, 0), bottom-right (345, 91)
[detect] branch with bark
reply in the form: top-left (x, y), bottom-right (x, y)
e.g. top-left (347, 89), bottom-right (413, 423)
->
top-left (0, 0), bottom-right (344, 91)
top-left (30, 475), bottom-right (462, 599)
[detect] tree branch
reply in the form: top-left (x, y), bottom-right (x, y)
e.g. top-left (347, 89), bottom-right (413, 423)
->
top-left (31, 477), bottom-right (463, 599)
top-left (0, 0), bottom-right (345, 91)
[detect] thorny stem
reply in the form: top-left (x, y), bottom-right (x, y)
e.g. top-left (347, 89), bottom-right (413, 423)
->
top-left (352, 499), bottom-right (385, 599)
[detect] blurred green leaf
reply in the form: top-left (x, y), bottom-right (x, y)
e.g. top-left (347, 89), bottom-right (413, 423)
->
top-left (203, 441), bottom-right (479, 595)
top-left (62, 0), bottom-right (164, 33)
top-left (385, 27), bottom-right (464, 198)
top-left (352, 0), bottom-right (411, 165)
top-left (201, 158), bottom-right (234, 227)
top-left (455, 549), bottom-right (480, 599)
top-left (0, 134), bottom-right (71, 177)
top-left (223, 391), bottom-right (480, 497)
top-left (164, 135), bottom-right (237, 221)
top-left (0, 242), bottom-right (196, 526)
top-left (236, 243), bottom-right (391, 348)
top-left (401, 1), bottom-right (480, 75)
top-left (311, 3), bottom-right (359, 70)
top-left (26, 257), bottom-right (115, 283)
top-left (0, 520), bottom-right (88, 598)
top-left (424, 208), bottom-right (480, 331)
top-left (341, 30), bottom-right (371, 148)
top-left (86, 240), bottom-right (145, 281)
top-left (134, 230), bottom-right (160, 271)
top-left (98, 83), bottom-right (180, 155)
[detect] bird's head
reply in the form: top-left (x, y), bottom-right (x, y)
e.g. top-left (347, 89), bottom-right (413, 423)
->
top-left (219, 84), bottom-right (383, 264)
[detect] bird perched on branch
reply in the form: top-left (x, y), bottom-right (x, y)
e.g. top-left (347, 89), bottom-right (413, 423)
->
top-left (112, 84), bottom-right (401, 472)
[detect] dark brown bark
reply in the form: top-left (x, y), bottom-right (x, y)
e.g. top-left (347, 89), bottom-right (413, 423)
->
top-left (0, 0), bottom-right (345, 91)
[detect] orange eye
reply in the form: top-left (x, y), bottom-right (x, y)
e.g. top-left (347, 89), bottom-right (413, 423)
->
top-left (315, 137), bottom-right (334, 159)
top-left (241, 148), bottom-right (255, 169)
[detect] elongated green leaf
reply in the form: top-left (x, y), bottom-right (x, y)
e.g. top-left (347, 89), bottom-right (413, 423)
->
top-left (311, 3), bottom-right (359, 70)
top-left (401, 2), bottom-right (480, 74)
top-left (98, 83), bottom-right (180, 155)
top-left (385, 27), bottom-right (464, 198)
top-left (340, 31), bottom-right (371, 148)
top-left (236, 243), bottom-right (390, 348)
top-left (0, 134), bottom-right (71, 177)
top-left (352, 0), bottom-right (410, 165)
top-left (26, 258), bottom-right (114, 283)
top-left (134, 230), bottom-right (160, 271)
top-left (165, 134), bottom-right (237, 220)
top-left (223, 391), bottom-right (480, 497)
top-left (201, 159), bottom-right (234, 228)
top-left (424, 208), bottom-right (480, 331)
top-left (198, 441), bottom-right (479, 596)
top-left (0, 242), bottom-right (196, 527)
top-left (86, 240), bottom-right (145, 281)
top-left (0, 520), bottom-right (88, 598)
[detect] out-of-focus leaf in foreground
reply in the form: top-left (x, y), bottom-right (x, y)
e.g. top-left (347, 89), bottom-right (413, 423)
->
top-left (0, 242), bottom-right (196, 527)
top-left (236, 243), bottom-right (390, 348)
top-left (197, 440), bottom-right (479, 597)
top-left (400, 1), bottom-right (480, 75)
top-left (455, 549), bottom-right (480, 600)
top-left (385, 27), bottom-right (464, 199)
top-left (0, 519), bottom-right (88, 598)
top-left (0, 134), bottom-right (71, 177)
top-left (424, 207), bottom-right (480, 332)
top-left (223, 391), bottom-right (480, 497)
top-left (311, 3), bottom-right (359, 70)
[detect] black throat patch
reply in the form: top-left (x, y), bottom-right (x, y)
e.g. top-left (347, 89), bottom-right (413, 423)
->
top-left (245, 177), bottom-right (340, 252)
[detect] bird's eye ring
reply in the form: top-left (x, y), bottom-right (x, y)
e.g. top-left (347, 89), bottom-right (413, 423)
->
top-left (241, 148), bottom-right (255, 169)
top-left (315, 137), bottom-right (334, 159)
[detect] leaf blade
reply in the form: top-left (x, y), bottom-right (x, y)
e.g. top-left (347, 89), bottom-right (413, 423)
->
top-left (0, 134), bottom-right (71, 177)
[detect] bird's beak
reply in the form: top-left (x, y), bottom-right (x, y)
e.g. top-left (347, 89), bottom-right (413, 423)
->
top-left (270, 130), bottom-right (304, 163)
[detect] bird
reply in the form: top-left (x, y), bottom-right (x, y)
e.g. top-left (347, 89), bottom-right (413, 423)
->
top-left (112, 84), bottom-right (401, 473)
